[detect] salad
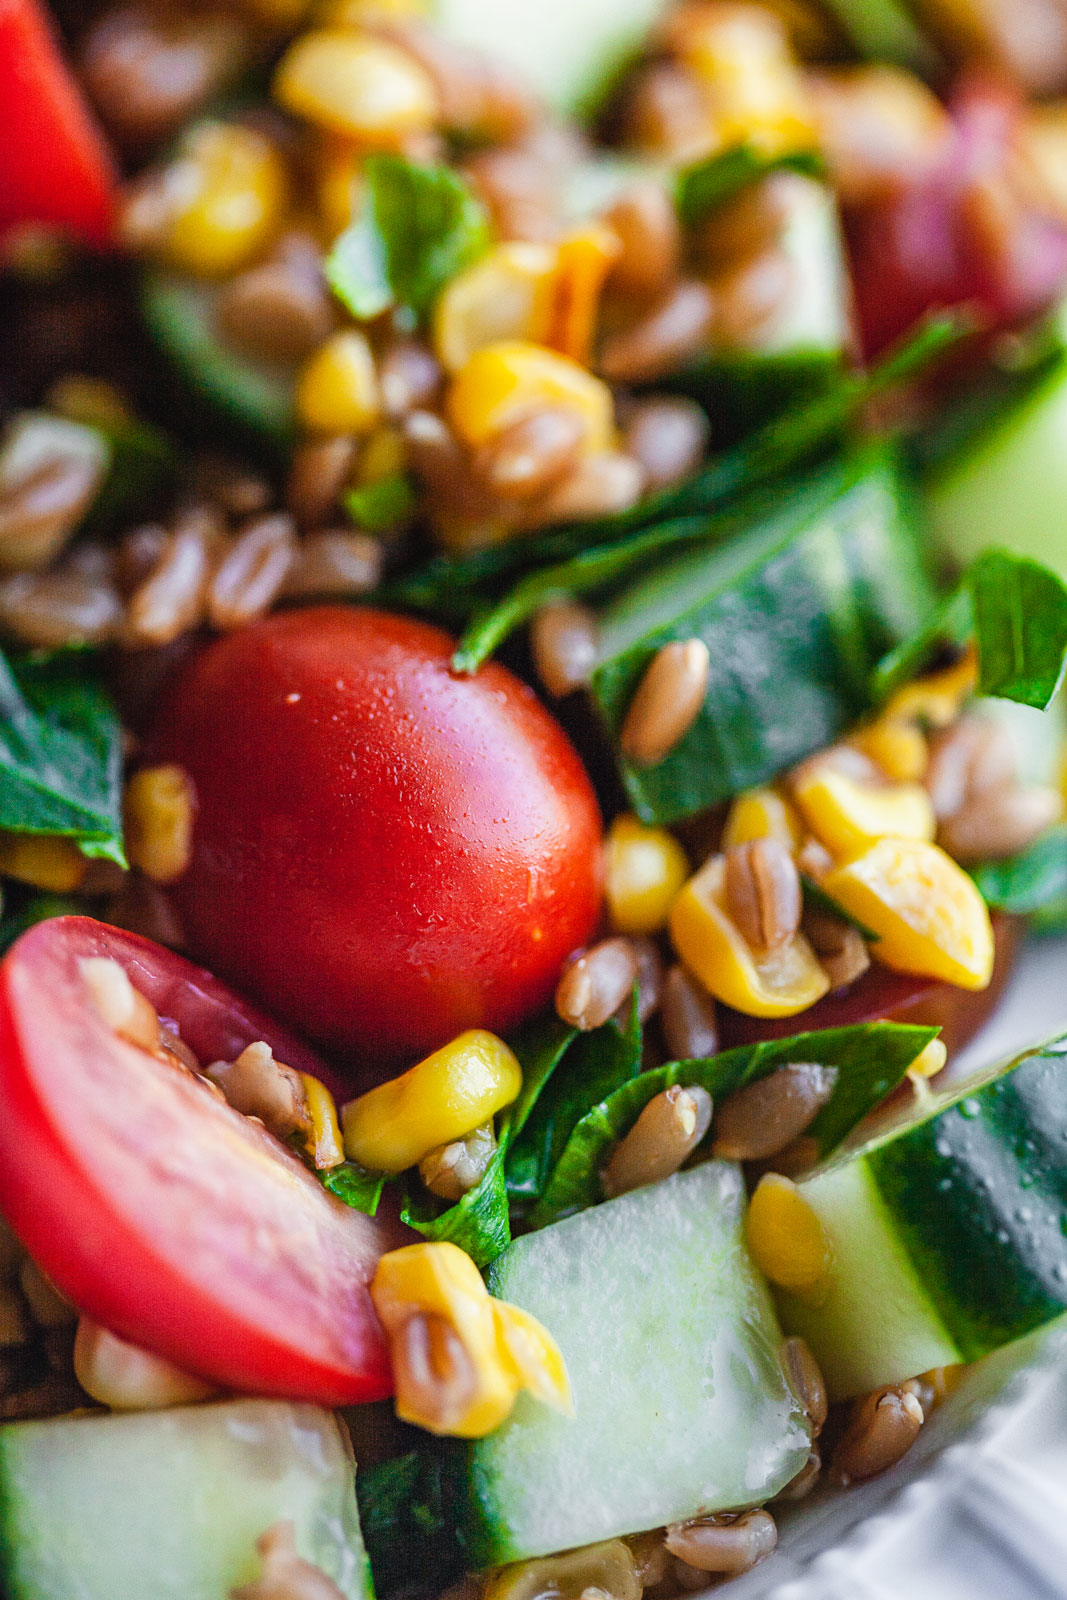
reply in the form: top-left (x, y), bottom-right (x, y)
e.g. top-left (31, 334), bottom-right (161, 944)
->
top-left (3, 0), bottom-right (1067, 1595)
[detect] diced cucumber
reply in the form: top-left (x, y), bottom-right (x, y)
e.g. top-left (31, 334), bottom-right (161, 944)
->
top-left (927, 357), bottom-right (1067, 581)
top-left (590, 446), bottom-right (936, 824)
top-left (140, 271), bottom-right (296, 452)
top-left (0, 1399), bottom-right (372, 1600)
top-left (778, 1032), bottom-right (1067, 1399)
top-left (457, 1163), bottom-right (810, 1568)
top-left (434, 0), bottom-right (668, 117)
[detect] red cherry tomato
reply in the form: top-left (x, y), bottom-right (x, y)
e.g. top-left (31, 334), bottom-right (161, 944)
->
top-left (151, 607), bottom-right (603, 1078)
top-left (0, 0), bottom-right (117, 248)
top-left (0, 917), bottom-right (408, 1404)
top-left (848, 78), bottom-right (1067, 358)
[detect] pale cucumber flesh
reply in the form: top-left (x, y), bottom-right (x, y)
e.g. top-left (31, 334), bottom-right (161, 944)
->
top-left (0, 1399), bottom-right (371, 1600)
top-left (460, 1162), bottom-right (810, 1568)
top-left (777, 1160), bottom-right (961, 1401)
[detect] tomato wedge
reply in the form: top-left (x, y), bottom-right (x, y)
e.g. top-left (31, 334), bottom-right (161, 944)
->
top-left (0, 0), bottom-right (117, 248)
top-left (0, 917), bottom-right (409, 1405)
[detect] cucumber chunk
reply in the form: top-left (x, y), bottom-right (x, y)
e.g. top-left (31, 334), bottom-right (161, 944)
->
top-left (927, 358), bottom-right (1067, 581)
top-left (141, 272), bottom-right (296, 451)
top-left (0, 1399), bottom-right (371, 1600)
top-left (435, 0), bottom-right (667, 116)
top-left (459, 1162), bottom-right (810, 1568)
top-left (778, 1032), bottom-right (1067, 1399)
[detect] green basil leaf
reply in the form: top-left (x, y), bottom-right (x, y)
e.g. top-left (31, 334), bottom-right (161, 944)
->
top-left (321, 1163), bottom-right (388, 1215)
top-left (327, 155), bottom-right (490, 321)
top-left (357, 1451), bottom-right (463, 1600)
top-left (0, 650), bottom-right (125, 863)
top-left (971, 824), bottom-right (1067, 916)
top-left (345, 473), bottom-right (418, 533)
top-left (677, 145), bottom-right (823, 227)
top-left (401, 1147), bottom-right (510, 1271)
top-left (970, 550), bottom-right (1067, 709)
top-left (532, 1022), bottom-right (938, 1226)
top-left (505, 993), bottom-right (643, 1206)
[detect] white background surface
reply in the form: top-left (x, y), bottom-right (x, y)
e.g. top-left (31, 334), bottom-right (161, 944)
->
top-left (720, 933), bottom-right (1067, 1600)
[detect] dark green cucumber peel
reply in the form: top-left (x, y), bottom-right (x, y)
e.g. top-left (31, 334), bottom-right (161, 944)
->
top-left (454, 1163), bottom-right (810, 1569)
top-left (140, 272), bottom-right (295, 451)
top-left (781, 1032), bottom-right (1067, 1396)
top-left (590, 447), bottom-right (935, 824)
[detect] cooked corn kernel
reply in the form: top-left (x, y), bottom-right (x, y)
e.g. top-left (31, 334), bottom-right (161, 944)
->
top-left (324, 0), bottom-right (430, 19)
top-left (669, 853), bottom-right (829, 1017)
top-left (300, 1074), bottom-right (345, 1170)
top-left (342, 1029), bottom-right (522, 1172)
top-left (145, 122), bottom-right (288, 279)
top-left (447, 341), bottom-right (614, 453)
top-left (123, 764), bottom-right (196, 885)
top-left (849, 718), bottom-right (928, 784)
top-left (907, 1038), bottom-right (948, 1082)
top-left (604, 814), bottom-right (690, 936)
top-left (883, 647), bottom-right (977, 730)
top-left (274, 29), bottom-right (438, 144)
top-left (746, 1173), bottom-right (830, 1297)
top-left (792, 763), bottom-right (935, 861)
top-left (721, 787), bottom-right (803, 852)
top-left (823, 838), bottom-right (994, 991)
top-left (297, 331), bottom-right (381, 434)
top-left (678, 5), bottom-right (816, 160)
top-left (547, 224), bottom-right (621, 367)
top-left (0, 832), bottom-right (86, 892)
top-left (434, 243), bottom-right (559, 374)
top-left (371, 1241), bottom-right (570, 1437)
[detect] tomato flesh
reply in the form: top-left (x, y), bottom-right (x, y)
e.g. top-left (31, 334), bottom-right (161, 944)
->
top-left (151, 607), bottom-right (604, 1078)
top-left (0, 917), bottom-right (408, 1404)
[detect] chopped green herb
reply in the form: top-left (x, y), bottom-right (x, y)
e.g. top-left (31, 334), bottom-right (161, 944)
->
top-left (327, 155), bottom-right (490, 322)
top-left (676, 145), bottom-right (823, 228)
top-left (971, 825), bottom-right (1067, 918)
top-left (321, 1163), bottom-right (387, 1216)
top-left (346, 473), bottom-right (418, 532)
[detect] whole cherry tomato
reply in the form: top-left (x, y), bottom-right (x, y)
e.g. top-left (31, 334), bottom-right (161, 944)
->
top-left (0, 917), bottom-right (408, 1404)
top-left (151, 607), bottom-right (603, 1077)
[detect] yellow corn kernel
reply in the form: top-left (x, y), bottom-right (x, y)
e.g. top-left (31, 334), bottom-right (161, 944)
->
top-left (313, 135), bottom-right (364, 241)
top-left (300, 1074), bottom-right (345, 1169)
top-left (156, 122), bottom-right (288, 279)
top-left (547, 224), bottom-right (621, 368)
top-left (492, 1302), bottom-right (572, 1415)
top-left (446, 341), bottom-right (614, 453)
top-left (746, 1173), bottom-right (830, 1297)
top-left (123, 764), bottom-right (196, 885)
top-left (721, 787), bottom-right (803, 852)
top-left (0, 832), bottom-right (86, 892)
top-left (320, 0), bottom-right (430, 22)
top-left (669, 853), bottom-right (829, 1018)
top-left (823, 838), bottom-right (994, 991)
top-left (603, 815), bottom-right (689, 937)
top-left (274, 29), bottom-right (438, 145)
top-left (342, 1029), bottom-right (522, 1173)
top-left (792, 764), bottom-right (935, 861)
top-left (906, 1038), bottom-right (948, 1085)
top-left (678, 6), bottom-right (816, 159)
top-left (849, 717), bottom-right (928, 784)
top-left (371, 1241), bottom-right (518, 1435)
top-left (297, 331), bottom-right (381, 435)
top-left (357, 424), bottom-right (406, 486)
top-left (433, 243), bottom-right (560, 375)
top-left (371, 1241), bottom-right (569, 1437)
top-left (883, 646), bottom-right (977, 730)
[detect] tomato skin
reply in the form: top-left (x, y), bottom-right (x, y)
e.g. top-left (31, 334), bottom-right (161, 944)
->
top-left (151, 607), bottom-right (603, 1078)
top-left (0, 917), bottom-right (408, 1404)
top-left (0, 0), bottom-right (117, 247)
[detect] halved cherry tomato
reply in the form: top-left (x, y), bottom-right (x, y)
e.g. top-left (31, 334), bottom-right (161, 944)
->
top-left (0, 916), bottom-right (409, 1404)
top-left (848, 77), bottom-right (1067, 357)
top-left (717, 912), bottom-right (1021, 1054)
top-left (150, 607), bottom-right (604, 1078)
top-left (0, 0), bottom-right (117, 248)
